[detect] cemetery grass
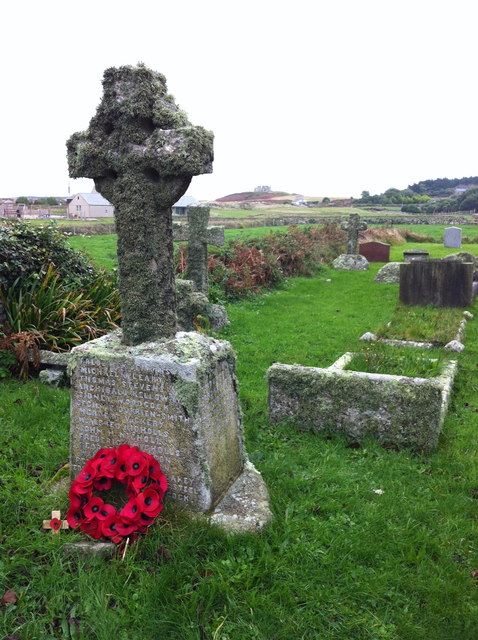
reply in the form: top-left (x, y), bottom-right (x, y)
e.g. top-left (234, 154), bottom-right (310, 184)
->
top-left (1, 266), bottom-right (478, 639)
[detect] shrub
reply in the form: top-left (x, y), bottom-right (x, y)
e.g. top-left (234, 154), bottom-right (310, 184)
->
top-left (175, 223), bottom-right (346, 300)
top-left (0, 264), bottom-right (120, 353)
top-left (0, 220), bottom-right (95, 289)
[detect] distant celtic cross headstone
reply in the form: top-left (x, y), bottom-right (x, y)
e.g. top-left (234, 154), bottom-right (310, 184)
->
top-left (67, 64), bottom-right (213, 346)
top-left (341, 214), bottom-right (368, 254)
top-left (172, 206), bottom-right (225, 294)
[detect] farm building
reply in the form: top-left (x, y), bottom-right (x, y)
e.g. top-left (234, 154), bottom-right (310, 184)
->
top-left (67, 193), bottom-right (114, 219)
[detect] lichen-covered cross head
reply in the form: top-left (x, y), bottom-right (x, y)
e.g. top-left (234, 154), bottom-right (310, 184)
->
top-left (67, 63), bottom-right (213, 206)
top-left (66, 65), bottom-right (214, 345)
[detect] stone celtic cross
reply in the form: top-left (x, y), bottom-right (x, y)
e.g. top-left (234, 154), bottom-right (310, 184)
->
top-left (341, 214), bottom-right (368, 254)
top-left (67, 64), bottom-right (213, 345)
top-left (173, 206), bottom-right (225, 293)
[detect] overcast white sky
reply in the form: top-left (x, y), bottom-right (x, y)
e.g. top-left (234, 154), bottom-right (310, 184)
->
top-left (1, 0), bottom-right (476, 200)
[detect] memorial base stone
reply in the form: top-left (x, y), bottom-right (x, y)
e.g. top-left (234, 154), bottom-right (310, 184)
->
top-left (332, 254), bottom-right (369, 271)
top-left (69, 331), bottom-right (271, 531)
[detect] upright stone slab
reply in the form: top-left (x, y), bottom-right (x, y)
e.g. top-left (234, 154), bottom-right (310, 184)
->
top-left (444, 226), bottom-right (462, 248)
top-left (399, 259), bottom-right (473, 307)
top-left (359, 241), bottom-right (390, 262)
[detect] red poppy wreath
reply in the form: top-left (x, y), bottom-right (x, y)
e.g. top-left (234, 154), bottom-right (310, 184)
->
top-left (67, 444), bottom-right (167, 544)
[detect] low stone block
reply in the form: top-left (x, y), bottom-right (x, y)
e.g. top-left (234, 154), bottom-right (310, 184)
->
top-left (403, 249), bottom-right (429, 262)
top-left (268, 355), bottom-right (457, 451)
top-left (62, 541), bottom-right (115, 559)
top-left (332, 254), bottom-right (369, 271)
top-left (374, 262), bottom-right (401, 284)
top-left (39, 368), bottom-right (66, 387)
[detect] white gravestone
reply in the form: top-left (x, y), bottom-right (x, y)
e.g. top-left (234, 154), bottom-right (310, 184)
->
top-left (444, 227), bottom-right (462, 249)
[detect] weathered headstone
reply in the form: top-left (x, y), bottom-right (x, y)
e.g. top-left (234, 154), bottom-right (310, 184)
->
top-left (172, 206), bottom-right (225, 294)
top-left (359, 241), bottom-right (390, 262)
top-left (399, 259), bottom-right (474, 307)
top-left (403, 249), bottom-right (429, 262)
top-left (341, 214), bottom-right (368, 255)
top-left (444, 226), bottom-right (462, 249)
top-left (67, 65), bottom-right (271, 532)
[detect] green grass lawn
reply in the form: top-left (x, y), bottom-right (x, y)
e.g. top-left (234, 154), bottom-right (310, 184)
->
top-left (1, 264), bottom-right (478, 639)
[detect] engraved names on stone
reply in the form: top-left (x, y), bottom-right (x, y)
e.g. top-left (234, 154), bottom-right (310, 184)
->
top-left (72, 360), bottom-right (198, 507)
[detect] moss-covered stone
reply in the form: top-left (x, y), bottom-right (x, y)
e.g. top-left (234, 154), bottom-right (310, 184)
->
top-left (268, 356), bottom-right (457, 451)
top-left (66, 64), bottom-right (214, 346)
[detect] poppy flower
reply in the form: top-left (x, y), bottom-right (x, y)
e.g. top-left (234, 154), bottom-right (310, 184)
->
top-left (80, 519), bottom-right (102, 540)
top-left (50, 518), bottom-right (62, 531)
top-left (121, 498), bottom-right (142, 523)
top-left (93, 447), bottom-right (114, 461)
top-left (132, 472), bottom-right (150, 492)
top-left (116, 519), bottom-right (138, 536)
top-left (147, 457), bottom-right (163, 479)
top-left (101, 514), bottom-right (123, 540)
top-left (74, 462), bottom-right (96, 492)
top-left (138, 488), bottom-right (163, 517)
top-left (96, 503), bottom-right (115, 521)
top-left (93, 475), bottom-right (113, 491)
top-left (66, 506), bottom-right (84, 529)
top-left (100, 450), bottom-right (119, 478)
top-left (125, 450), bottom-right (147, 477)
top-left (84, 497), bottom-right (105, 521)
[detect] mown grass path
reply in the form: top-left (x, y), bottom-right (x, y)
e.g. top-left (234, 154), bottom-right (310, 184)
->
top-left (1, 266), bottom-right (477, 639)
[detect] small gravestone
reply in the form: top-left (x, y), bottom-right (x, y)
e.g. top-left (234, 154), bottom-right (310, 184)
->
top-left (444, 227), bottom-right (462, 249)
top-left (67, 65), bottom-right (271, 533)
top-left (403, 249), bottom-right (429, 262)
top-left (359, 241), bottom-right (390, 262)
top-left (399, 259), bottom-right (474, 307)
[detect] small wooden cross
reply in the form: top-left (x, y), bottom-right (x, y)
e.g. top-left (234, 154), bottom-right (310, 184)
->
top-left (43, 510), bottom-right (69, 535)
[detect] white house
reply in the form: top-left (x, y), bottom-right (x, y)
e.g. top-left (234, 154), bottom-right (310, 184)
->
top-left (172, 195), bottom-right (199, 216)
top-left (67, 193), bottom-right (114, 219)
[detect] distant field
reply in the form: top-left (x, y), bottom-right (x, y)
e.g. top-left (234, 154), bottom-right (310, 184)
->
top-left (210, 206), bottom-right (367, 219)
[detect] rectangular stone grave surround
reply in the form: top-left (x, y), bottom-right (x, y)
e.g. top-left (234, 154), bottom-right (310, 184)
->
top-left (359, 241), bottom-right (391, 262)
top-left (70, 331), bottom-right (245, 512)
top-left (444, 226), bottom-right (462, 249)
top-left (267, 354), bottom-right (457, 451)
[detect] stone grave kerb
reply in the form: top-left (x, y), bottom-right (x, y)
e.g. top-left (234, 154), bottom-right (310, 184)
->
top-left (341, 214), bottom-right (368, 254)
top-left (66, 64), bottom-right (214, 346)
